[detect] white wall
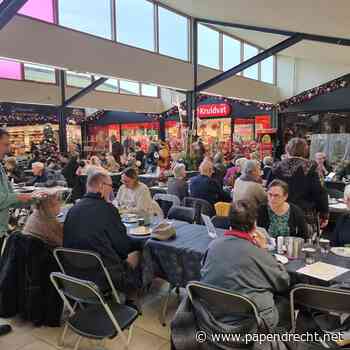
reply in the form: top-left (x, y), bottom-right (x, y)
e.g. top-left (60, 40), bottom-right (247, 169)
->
top-left (277, 55), bottom-right (350, 100)
top-left (0, 15), bottom-right (279, 104)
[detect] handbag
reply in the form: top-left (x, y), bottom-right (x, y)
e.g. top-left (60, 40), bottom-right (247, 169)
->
top-left (151, 221), bottom-right (176, 241)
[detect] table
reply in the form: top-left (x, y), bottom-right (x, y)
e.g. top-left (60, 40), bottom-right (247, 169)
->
top-left (144, 222), bottom-right (350, 288)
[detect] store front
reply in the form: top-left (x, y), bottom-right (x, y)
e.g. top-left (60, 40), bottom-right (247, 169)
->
top-left (0, 103), bottom-right (83, 155)
top-left (85, 110), bottom-right (160, 154)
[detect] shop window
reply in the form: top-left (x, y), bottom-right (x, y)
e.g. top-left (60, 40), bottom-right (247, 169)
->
top-left (94, 76), bottom-right (119, 93)
top-left (141, 83), bottom-right (158, 97)
top-left (158, 7), bottom-right (188, 60)
top-left (261, 56), bottom-right (274, 84)
top-left (0, 59), bottom-right (22, 80)
top-left (66, 71), bottom-right (92, 88)
top-left (243, 43), bottom-right (258, 80)
top-left (198, 24), bottom-right (219, 69)
top-left (116, 0), bottom-right (154, 51)
top-left (24, 63), bottom-right (56, 83)
top-left (223, 35), bottom-right (241, 71)
top-left (119, 80), bottom-right (140, 95)
top-left (58, 0), bottom-right (112, 39)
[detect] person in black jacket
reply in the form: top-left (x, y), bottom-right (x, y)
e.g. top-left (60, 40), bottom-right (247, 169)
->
top-left (330, 185), bottom-right (350, 246)
top-left (63, 171), bottom-right (142, 298)
top-left (267, 137), bottom-right (329, 228)
top-left (189, 160), bottom-right (230, 205)
top-left (257, 179), bottom-right (308, 239)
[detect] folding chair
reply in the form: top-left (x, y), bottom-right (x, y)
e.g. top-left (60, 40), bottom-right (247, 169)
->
top-left (54, 248), bottom-right (121, 304)
top-left (167, 206), bottom-right (195, 224)
top-left (290, 284), bottom-right (350, 333)
top-left (50, 272), bottom-right (138, 350)
top-left (183, 197), bottom-right (215, 224)
top-left (154, 193), bottom-right (181, 217)
top-left (186, 281), bottom-right (264, 345)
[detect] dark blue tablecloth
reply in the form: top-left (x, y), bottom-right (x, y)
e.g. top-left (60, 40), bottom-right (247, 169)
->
top-left (144, 223), bottom-right (350, 288)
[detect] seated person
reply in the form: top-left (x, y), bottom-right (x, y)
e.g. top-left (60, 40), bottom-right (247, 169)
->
top-left (336, 161), bottom-right (350, 181)
top-left (64, 171), bottom-right (143, 298)
top-left (201, 200), bottom-right (290, 329)
top-left (331, 185), bottom-right (350, 246)
top-left (257, 180), bottom-right (308, 239)
top-left (23, 192), bottom-right (63, 247)
top-left (104, 154), bottom-right (120, 173)
top-left (26, 162), bottom-right (53, 186)
top-left (189, 160), bottom-right (230, 205)
top-left (233, 160), bottom-right (267, 208)
top-left (4, 157), bottom-right (23, 183)
top-left (114, 167), bottom-right (163, 217)
top-left (224, 156), bottom-right (247, 187)
top-left (167, 163), bottom-right (189, 201)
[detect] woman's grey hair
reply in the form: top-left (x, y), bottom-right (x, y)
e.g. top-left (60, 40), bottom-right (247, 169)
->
top-left (173, 163), bottom-right (186, 178)
top-left (213, 152), bottom-right (224, 164)
top-left (344, 185), bottom-right (350, 200)
top-left (242, 160), bottom-right (259, 175)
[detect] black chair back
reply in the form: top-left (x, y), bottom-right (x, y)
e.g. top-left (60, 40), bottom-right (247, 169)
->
top-left (54, 248), bottom-right (120, 302)
top-left (168, 206), bottom-right (195, 224)
top-left (290, 284), bottom-right (350, 331)
top-left (183, 197), bottom-right (215, 224)
top-left (211, 216), bottom-right (230, 229)
top-left (154, 194), bottom-right (181, 217)
top-left (187, 281), bottom-right (261, 326)
top-left (51, 272), bottom-right (101, 305)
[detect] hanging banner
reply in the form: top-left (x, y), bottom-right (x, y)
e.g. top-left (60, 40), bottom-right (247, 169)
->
top-left (197, 103), bottom-right (231, 118)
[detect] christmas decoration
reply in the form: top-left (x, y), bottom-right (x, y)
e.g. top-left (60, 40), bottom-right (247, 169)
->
top-left (278, 77), bottom-right (349, 111)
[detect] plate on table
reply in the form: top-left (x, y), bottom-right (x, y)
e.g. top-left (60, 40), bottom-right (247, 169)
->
top-left (129, 226), bottom-right (152, 236)
top-left (331, 247), bottom-right (350, 258)
top-left (121, 214), bottom-right (139, 224)
top-left (274, 254), bottom-right (289, 265)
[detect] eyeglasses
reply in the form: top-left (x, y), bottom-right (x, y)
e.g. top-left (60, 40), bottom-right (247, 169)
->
top-left (103, 183), bottom-right (113, 188)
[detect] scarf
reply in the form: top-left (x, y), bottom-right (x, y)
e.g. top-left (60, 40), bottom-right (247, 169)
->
top-left (224, 229), bottom-right (258, 246)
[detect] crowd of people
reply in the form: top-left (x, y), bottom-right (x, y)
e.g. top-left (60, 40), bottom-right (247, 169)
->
top-left (1, 126), bottom-right (350, 338)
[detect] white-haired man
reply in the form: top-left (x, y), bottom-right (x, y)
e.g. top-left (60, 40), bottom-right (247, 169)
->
top-left (63, 171), bottom-right (142, 308)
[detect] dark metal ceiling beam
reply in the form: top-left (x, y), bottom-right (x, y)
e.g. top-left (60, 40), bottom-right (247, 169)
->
top-left (197, 34), bottom-right (304, 92)
top-left (60, 77), bottom-right (108, 108)
top-left (0, 0), bottom-right (28, 30)
top-left (196, 17), bottom-right (350, 47)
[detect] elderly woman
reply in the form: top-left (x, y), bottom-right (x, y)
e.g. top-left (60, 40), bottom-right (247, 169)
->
top-left (268, 137), bottom-right (329, 228)
top-left (167, 163), bottom-right (189, 201)
top-left (23, 192), bottom-right (63, 247)
top-left (331, 185), bottom-right (350, 246)
top-left (201, 199), bottom-right (290, 329)
top-left (257, 180), bottom-right (308, 238)
top-left (105, 154), bottom-right (120, 173)
top-left (224, 156), bottom-right (247, 187)
top-left (233, 160), bottom-right (267, 207)
top-left (114, 167), bottom-right (163, 217)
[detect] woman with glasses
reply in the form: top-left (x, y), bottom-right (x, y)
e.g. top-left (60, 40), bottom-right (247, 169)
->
top-left (257, 179), bottom-right (308, 239)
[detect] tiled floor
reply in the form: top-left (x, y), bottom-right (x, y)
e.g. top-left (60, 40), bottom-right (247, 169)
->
top-left (0, 279), bottom-right (180, 350)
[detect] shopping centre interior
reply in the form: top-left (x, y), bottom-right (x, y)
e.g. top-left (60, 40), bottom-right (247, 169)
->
top-left (2, 1), bottom-right (350, 350)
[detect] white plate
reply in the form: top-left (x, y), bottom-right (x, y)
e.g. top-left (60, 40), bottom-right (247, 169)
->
top-left (274, 254), bottom-right (289, 265)
top-left (331, 247), bottom-right (350, 258)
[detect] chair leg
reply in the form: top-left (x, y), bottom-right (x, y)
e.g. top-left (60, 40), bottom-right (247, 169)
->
top-left (127, 324), bottom-right (134, 345)
top-left (57, 323), bottom-right (69, 348)
top-left (73, 336), bottom-right (82, 350)
top-left (159, 284), bottom-right (173, 327)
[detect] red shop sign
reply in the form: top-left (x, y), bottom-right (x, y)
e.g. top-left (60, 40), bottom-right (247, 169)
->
top-left (197, 103), bottom-right (231, 118)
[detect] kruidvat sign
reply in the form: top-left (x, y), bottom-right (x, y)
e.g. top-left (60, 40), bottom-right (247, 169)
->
top-left (197, 103), bottom-right (231, 118)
